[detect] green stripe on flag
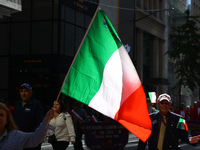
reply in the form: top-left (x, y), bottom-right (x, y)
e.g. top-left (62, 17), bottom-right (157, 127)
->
top-left (177, 118), bottom-right (184, 129)
top-left (62, 9), bottom-right (122, 105)
top-left (177, 118), bottom-right (188, 131)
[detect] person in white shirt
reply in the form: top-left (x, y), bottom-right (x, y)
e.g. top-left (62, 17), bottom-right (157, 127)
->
top-left (49, 100), bottom-right (76, 150)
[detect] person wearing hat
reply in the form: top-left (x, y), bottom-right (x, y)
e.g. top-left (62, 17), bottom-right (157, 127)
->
top-left (13, 83), bottom-right (44, 150)
top-left (137, 93), bottom-right (200, 150)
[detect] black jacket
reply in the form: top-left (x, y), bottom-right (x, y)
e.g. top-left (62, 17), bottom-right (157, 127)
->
top-left (13, 98), bottom-right (44, 132)
top-left (137, 111), bottom-right (193, 150)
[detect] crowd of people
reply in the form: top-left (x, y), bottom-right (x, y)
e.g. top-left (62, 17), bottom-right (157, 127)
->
top-left (139, 93), bottom-right (200, 150)
top-left (147, 96), bottom-right (200, 122)
top-left (1, 82), bottom-right (200, 150)
top-left (0, 83), bottom-right (111, 150)
top-left (174, 101), bottom-right (200, 121)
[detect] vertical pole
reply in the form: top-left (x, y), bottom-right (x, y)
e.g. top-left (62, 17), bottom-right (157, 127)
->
top-left (133, 0), bottom-right (136, 65)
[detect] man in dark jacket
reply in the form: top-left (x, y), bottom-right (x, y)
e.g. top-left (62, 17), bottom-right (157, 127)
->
top-left (137, 93), bottom-right (200, 150)
top-left (71, 101), bottom-right (88, 150)
top-left (13, 83), bottom-right (44, 150)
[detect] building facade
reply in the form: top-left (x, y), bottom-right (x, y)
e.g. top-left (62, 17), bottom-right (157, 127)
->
top-left (1, 0), bottom-right (194, 108)
top-left (0, 0), bottom-right (97, 106)
top-left (130, 0), bottom-right (170, 97)
top-left (0, 0), bottom-right (21, 18)
top-left (0, 0), bottom-right (170, 106)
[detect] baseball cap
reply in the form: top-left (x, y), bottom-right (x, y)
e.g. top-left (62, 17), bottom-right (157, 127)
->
top-left (157, 93), bottom-right (171, 103)
top-left (20, 83), bottom-right (32, 91)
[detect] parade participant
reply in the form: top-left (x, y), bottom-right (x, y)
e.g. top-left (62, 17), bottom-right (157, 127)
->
top-left (190, 101), bottom-right (197, 116)
top-left (48, 100), bottom-right (76, 150)
top-left (0, 102), bottom-right (54, 150)
top-left (13, 83), bottom-right (44, 150)
top-left (176, 103), bottom-right (190, 121)
top-left (190, 100), bottom-right (200, 120)
top-left (71, 101), bottom-right (88, 150)
top-left (137, 93), bottom-right (200, 150)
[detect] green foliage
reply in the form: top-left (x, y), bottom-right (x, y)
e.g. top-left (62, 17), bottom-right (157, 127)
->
top-left (167, 9), bottom-right (200, 92)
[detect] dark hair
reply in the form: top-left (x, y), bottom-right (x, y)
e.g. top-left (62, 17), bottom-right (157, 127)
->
top-left (56, 100), bottom-right (67, 113)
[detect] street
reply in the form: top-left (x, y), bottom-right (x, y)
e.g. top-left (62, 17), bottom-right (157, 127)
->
top-left (41, 133), bottom-right (200, 150)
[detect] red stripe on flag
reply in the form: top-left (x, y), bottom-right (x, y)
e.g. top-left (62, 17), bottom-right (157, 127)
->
top-left (114, 85), bottom-right (152, 142)
top-left (185, 120), bottom-right (188, 131)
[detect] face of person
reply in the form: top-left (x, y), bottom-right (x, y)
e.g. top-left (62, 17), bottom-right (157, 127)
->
top-left (158, 100), bottom-right (171, 115)
top-left (0, 108), bottom-right (7, 133)
top-left (20, 88), bottom-right (32, 103)
top-left (53, 101), bottom-right (61, 113)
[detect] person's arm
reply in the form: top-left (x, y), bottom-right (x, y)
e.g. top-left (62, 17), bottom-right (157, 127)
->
top-left (179, 128), bottom-right (199, 146)
top-left (189, 135), bottom-right (200, 144)
top-left (22, 108), bottom-right (54, 148)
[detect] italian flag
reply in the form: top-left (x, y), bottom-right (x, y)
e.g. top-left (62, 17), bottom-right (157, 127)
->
top-left (62, 8), bottom-right (152, 142)
top-left (177, 118), bottom-right (188, 131)
top-left (148, 92), bottom-right (157, 103)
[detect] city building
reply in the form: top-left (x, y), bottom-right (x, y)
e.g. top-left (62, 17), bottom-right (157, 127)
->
top-left (129, 0), bottom-right (170, 96)
top-left (0, 0), bottom-right (21, 18)
top-left (100, 0), bottom-right (172, 99)
top-left (1, 0), bottom-right (197, 108)
top-left (0, 0), bottom-right (98, 106)
top-left (0, 0), bottom-right (171, 106)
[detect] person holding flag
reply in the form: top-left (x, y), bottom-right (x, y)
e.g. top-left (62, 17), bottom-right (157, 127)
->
top-left (48, 100), bottom-right (76, 150)
top-left (137, 93), bottom-right (200, 150)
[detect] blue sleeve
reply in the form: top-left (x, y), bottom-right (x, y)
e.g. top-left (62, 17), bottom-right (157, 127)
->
top-left (2, 120), bottom-right (55, 149)
top-left (22, 119), bottom-right (47, 148)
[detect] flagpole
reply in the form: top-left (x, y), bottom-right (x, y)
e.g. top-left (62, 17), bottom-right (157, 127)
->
top-left (55, 6), bottom-right (100, 101)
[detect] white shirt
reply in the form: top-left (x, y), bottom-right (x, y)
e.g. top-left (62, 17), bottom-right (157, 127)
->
top-left (49, 112), bottom-right (76, 142)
